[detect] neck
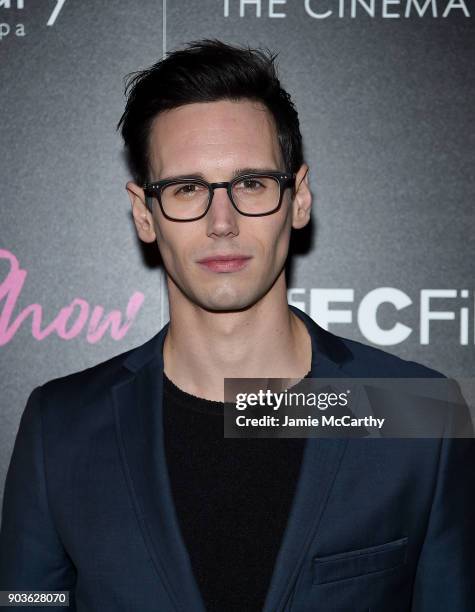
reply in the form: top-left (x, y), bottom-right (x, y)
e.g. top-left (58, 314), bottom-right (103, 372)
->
top-left (163, 275), bottom-right (312, 401)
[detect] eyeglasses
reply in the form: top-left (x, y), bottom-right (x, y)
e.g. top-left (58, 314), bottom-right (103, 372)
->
top-left (142, 171), bottom-right (295, 222)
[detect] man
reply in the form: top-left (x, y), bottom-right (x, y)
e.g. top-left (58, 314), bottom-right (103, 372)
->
top-left (0, 40), bottom-right (474, 612)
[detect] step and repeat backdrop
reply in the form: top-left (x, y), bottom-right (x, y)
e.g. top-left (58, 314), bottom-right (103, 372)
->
top-left (1, 0), bottom-right (474, 505)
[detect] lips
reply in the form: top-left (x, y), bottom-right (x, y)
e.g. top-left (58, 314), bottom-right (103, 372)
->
top-left (197, 254), bottom-right (252, 273)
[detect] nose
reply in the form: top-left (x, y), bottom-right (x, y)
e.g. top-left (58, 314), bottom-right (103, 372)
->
top-left (206, 185), bottom-right (240, 239)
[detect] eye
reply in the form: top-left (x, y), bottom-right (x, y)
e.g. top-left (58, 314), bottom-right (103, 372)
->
top-left (235, 178), bottom-right (265, 192)
top-left (173, 183), bottom-right (206, 197)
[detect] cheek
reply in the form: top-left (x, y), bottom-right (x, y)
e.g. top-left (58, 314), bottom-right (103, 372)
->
top-left (154, 222), bottom-right (191, 271)
top-left (241, 224), bottom-right (289, 282)
top-left (262, 211), bottom-right (293, 260)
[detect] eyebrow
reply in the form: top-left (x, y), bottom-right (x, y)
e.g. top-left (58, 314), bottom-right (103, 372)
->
top-left (157, 167), bottom-right (282, 182)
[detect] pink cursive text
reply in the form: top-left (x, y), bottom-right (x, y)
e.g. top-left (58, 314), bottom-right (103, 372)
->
top-left (0, 249), bottom-right (145, 345)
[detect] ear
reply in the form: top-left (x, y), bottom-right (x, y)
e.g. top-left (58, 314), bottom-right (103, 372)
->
top-left (126, 181), bottom-right (157, 243)
top-left (291, 164), bottom-right (312, 230)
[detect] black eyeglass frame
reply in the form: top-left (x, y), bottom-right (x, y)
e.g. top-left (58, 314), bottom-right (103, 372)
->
top-left (142, 171), bottom-right (296, 222)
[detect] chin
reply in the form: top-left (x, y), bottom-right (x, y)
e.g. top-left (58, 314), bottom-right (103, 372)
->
top-left (191, 275), bottom-right (278, 313)
top-left (195, 291), bottom-right (257, 314)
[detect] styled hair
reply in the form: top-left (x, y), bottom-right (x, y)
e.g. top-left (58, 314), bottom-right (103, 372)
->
top-left (117, 39), bottom-right (303, 185)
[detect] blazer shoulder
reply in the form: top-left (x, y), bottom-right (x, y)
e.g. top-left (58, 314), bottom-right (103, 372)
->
top-left (335, 333), bottom-right (445, 378)
top-left (291, 305), bottom-right (444, 378)
top-left (38, 333), bottom-right (158, 410)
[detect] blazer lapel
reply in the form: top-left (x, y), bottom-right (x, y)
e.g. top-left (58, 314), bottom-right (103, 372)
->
top-left (112, 324), bottom-right (206, 612)
top-left (261, 306), bottom-right (353, 612)
top-left (261, 438), bottom-right (348, 612)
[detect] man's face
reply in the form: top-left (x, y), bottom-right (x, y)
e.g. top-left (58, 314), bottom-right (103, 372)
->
top-left (129, 99), bottom-right (310, 313)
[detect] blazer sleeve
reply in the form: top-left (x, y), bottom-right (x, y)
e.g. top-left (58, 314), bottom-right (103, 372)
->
top-left (411, 434), bottom-right (475, 611)
top-left (0, 386), bottom-right (76, 609)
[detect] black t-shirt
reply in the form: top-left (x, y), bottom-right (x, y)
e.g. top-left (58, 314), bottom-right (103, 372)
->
top-left (162, 372), bottom-right (309, 612)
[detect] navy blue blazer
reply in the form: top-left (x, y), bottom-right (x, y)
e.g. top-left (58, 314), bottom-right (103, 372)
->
top-left (1, 305), bottom-right (474, 611)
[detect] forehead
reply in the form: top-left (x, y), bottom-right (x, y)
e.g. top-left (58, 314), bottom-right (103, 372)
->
top-left (148, 99), bottom-right (283, 178)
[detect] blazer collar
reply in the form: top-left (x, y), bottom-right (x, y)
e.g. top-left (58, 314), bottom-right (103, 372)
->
top-left (121, 304), bottom-right (353, 377)
top-left (114, 307), bottom-right (350, 612)
top-left (288, 304), bottom-right (353, 377)
top-left (122, 321), bottom-right (170, 373)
